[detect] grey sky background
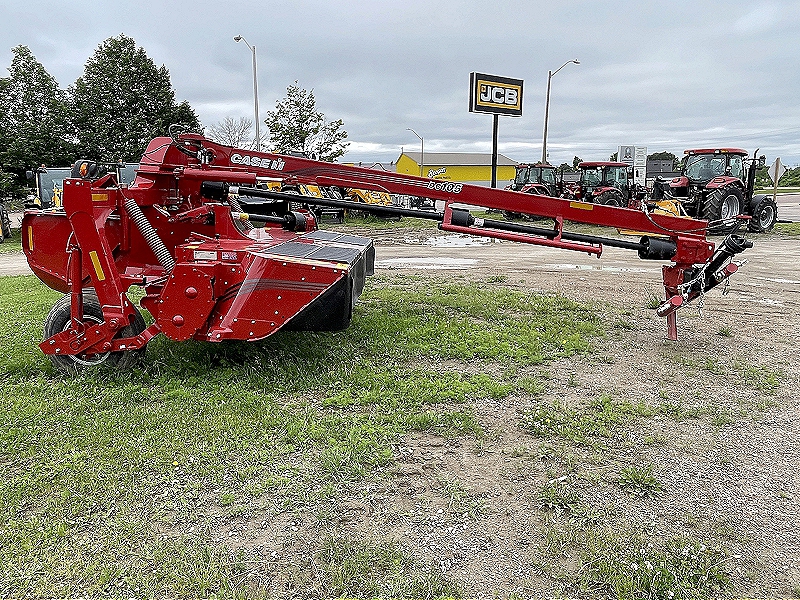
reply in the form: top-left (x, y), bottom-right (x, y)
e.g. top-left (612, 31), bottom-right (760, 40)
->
top-left (3, 0), bottom-right (800, 167)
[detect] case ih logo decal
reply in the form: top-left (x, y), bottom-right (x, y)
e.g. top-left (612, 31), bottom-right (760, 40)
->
top-left (231, 153), bottom-right (286, 170)
top-left (469, 72), bottom-right (524, 117)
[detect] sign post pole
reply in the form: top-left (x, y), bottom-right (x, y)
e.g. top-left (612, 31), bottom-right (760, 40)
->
top-left (469, 72), bottom-right (523, 187)
top-left (491, 115), bottom-right (499, 188)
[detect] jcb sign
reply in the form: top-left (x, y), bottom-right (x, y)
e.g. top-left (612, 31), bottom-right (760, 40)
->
top-left (469, 72), bottom-right (524, 117)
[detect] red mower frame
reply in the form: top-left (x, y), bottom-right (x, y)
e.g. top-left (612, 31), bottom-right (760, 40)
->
top-left (22, 133), bottom-right (752, 371)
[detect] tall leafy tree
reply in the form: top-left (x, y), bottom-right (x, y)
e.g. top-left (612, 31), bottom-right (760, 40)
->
top-left (0, 45), bottom-right (73, 173)
top-left (264, 82), bottom-right (348, 162)
top-left (70, 34), bottom-right (200, 162)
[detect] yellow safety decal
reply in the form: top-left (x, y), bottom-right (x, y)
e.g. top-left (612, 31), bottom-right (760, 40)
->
top-left (27, 226), bottom-right (34, 251)
top-left (92, 193), bottom-right (109, 202)
top-left (89, 251), bottom-right (106, 281)
top-left (569, 201), bottom-right (594, 211)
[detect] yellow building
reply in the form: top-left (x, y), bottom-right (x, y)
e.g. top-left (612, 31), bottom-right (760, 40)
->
top-left (396, 152), bottom-right (518, 187)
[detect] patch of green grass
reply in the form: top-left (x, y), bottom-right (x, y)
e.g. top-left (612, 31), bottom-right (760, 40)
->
top-left (0, 274), bottom-right (602, 595)
top-left (538, 478), bottom-right (581, 514)
top-left (645, 289), bottom-right (663, 309)
top-left (735, 362), bottom-right (782, 393)
top-left (316, 535), bottom-right (460, 598)
top-left (716, 326), bottom-right (733, 337)
top-left (576, 534), bottom-right (729, 599)
top-left (333, 215), bottom-right (437, 230)
top-left (0, 227), bottom-right (22, 254)
top-left (618, 464), bottom-right (663, 497)
top-left (774, 222), bottom-right (800, 236)
top-left (438, 476), bottom-right (487, 518)
top-left (521, 394), bottom-right (653, 446)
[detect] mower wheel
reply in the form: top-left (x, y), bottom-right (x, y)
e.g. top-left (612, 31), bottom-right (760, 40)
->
top-left (703, 187), bottom-right (744, 234)
top-left (596, 190), bottom-right (626, 207)
top-left (748, 195), bottom-right (778, 233)
top-left (43, 290), bottom-right (147, 373)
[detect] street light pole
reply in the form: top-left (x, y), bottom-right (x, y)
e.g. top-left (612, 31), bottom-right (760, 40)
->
top-left (234, 35), bottom-right (260, 151)
top-left (407, 128), bottom-right (424, 178)
top-left (541, 59), bottom-right (579, 165)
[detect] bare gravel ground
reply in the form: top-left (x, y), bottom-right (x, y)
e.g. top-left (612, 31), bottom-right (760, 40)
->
top-left (302, 216), bottom-right (798, 597)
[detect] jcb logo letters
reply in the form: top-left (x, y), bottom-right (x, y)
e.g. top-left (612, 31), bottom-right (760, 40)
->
top-left (478, 84), bottom-right (519, 108)
top-left (469, 72), bottom-right (523, 116)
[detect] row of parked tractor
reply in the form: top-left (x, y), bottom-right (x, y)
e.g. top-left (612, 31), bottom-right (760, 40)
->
top-left (505, 148), bottom-right (777, 234)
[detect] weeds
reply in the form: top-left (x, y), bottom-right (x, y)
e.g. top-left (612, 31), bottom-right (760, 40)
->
top-left (316, 535), bottom-right (460, 598)
top-left (645, 289), bottom-right (663, 309)
top-left (618, 464), bottom-right (663, 497)
top-left (538, 478), bottom-right (581, 514)
top-left (522, 394), bottom-right (651, 446)
top-left (577, 536), bottom-right (729, 599)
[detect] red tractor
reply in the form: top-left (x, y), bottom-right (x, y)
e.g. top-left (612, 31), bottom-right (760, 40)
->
top-left (507, 163), bottom-right (560, 196)
top-left (652, 148), bottom-right (776, 234)
top-left (565, 161), bottom-right (643, 208)
top-left (503, 162), bottom-right (560, 219)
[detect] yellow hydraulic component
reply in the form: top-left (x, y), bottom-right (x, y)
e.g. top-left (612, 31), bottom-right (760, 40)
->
top-left (347, 188), bottom-right (392, 206)
top-left (618, 200), bottom-right (688, 236)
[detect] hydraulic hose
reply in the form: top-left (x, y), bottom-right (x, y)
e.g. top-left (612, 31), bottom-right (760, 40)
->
top-left (227, 195), bottom-right (254, 232)
top-left (124, 198), bottom-right (176, 273)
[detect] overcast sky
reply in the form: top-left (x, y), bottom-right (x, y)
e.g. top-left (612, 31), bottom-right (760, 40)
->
top-left (3, 0), bottom-right (800, 166)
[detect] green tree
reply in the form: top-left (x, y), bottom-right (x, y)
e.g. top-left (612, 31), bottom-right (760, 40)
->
top-left (558, 162), bottom-right (574, 172)
top-left (572, 156), bottom-right (583, 169)
top-left (647, 151), bottom-right (678, 163)
top-left (609, 152), bottom-right (618, 161)
top-left (264, 82), bottom-right (348, 162)
top-left (0, 45), bottom-right (73, 174)
top-left (70, 34), bottom-right (200, 162)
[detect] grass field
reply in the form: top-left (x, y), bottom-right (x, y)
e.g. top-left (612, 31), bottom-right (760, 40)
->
top-left (0, 274), bottom-right (603, 597)
top-left (0, 227), bottom-right (22, 254)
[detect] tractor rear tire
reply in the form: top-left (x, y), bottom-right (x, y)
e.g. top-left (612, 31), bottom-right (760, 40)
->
top-left (43, 290), bottom-right (147, 373)
top-left (596, 190), bottom-right (626, 207)
top-left (748, 195), bottom-right (778, 233)
top-left (703, 186), bottom-right (744, 234)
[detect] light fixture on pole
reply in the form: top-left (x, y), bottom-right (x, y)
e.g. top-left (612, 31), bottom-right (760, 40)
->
top-left (234, 35), bottom-right (260, 151)
top-left (541, 59), bottom-right (579, 164)
top-left (406, 128), bottom-right (424, 178)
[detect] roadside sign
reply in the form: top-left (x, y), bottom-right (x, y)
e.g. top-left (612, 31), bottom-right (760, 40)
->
top-left (767, 157), bottom-right (787, 185)
top-left (469, 72), bottom-right (524, 117)
top-left (618, 145), bottom-right (647, 187)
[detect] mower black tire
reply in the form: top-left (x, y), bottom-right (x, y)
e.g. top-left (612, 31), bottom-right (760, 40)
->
top-left (596, 190), bottom-right (626, 207)
top-left (43, 290), bottom-right (147, 373)
top-left (748, 195), bottom-right (778, 233)
top-left (703, 186), bottom-right (744, 234)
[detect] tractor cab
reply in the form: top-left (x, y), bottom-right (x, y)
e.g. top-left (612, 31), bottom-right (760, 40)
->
top-left (508, 163), bottom-right (559, 197)
top-left (660, 148), bottom-right (775, 234)
top-left (681, 149), bottom-right (746, 184)
top-left (570, 162), bottom-right (632, 207)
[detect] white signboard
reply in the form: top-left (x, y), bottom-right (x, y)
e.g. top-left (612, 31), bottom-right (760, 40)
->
top-left (767, 157), bottom-right (787, 185)
top-left (618, 145), bottom-right (647, 186)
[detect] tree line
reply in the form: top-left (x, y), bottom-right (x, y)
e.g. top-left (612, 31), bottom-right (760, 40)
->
top-left (0, 35), bottom-right (200, 196)
top-left (0, 35), bottom-right (349, 199)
